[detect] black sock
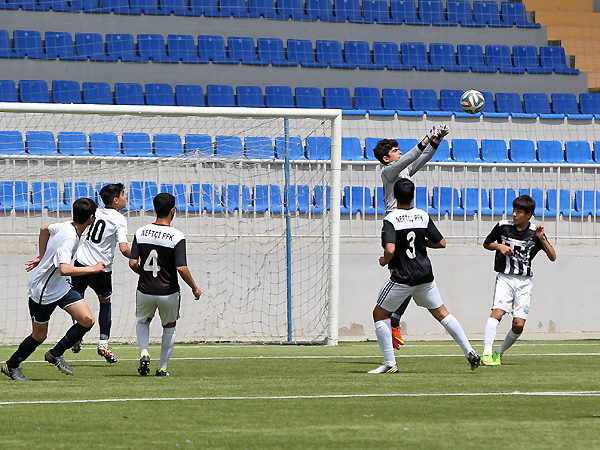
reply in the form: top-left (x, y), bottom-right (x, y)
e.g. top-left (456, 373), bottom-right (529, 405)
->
top-left (7, 335), bottom-right (43, 369)
top-left (390, 296), bottom-right (412, 327)
top-left (51, 323), bottom-right (91, 358)
top-left (99, 302), bottom-right (111, 340)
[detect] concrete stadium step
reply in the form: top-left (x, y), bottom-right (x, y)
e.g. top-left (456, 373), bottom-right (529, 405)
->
top-left (523, 0), bottom-right (594, 14)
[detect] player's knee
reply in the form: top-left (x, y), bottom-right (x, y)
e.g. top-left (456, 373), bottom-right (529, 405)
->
top-left (32, 330), bottom-right (47, 342)
top-left (512, 322), bottom-right (524, 334)
top-left (79, 315), bottom-right (95, 328)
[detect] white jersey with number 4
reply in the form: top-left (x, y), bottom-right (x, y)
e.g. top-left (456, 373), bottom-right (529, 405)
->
top-left (77, 207), bottom-right (128, 272)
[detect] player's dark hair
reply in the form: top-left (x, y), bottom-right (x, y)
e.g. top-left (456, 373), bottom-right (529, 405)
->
top-left (394, 178), bottom-right (415, 205)
top-left (72, 198), bottom-right (97, 224)
top-left (154, 192), bottom-right (175, 218)
top-left (373, 139), bottom-right (399, 165)
top-left (513, 195), bottom-right (535, 215)
top-left (99, 183), bottom-right (124, 207)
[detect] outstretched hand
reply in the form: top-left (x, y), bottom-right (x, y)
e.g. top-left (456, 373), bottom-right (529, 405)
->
top-left (26, 256), bottom-right (42, 272)
top-left (536, 225), bottom-right (546, 240)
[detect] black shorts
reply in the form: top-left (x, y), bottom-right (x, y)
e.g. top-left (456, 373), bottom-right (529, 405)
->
top-left (29, 288), bottom-right (83, 324)
top-left (71, 260), bottom-right (113, 299)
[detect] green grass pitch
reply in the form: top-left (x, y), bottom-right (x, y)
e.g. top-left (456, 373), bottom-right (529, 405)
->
top-left (1, 340), bottom-right (599, 450)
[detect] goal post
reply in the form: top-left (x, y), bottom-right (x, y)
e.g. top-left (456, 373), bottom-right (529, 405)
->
top-left (0, 102), bottom-right (342, 346)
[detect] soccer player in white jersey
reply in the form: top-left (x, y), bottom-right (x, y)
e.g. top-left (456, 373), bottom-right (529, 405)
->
top-left (129, 193), bottom-right (202, 377)
top-left (70, 183), bottom-right (131, 363)
top-left (368, 178), bottom-right (480, 374)
top-left (481, 195), bottom-right (557, 366)
top-left (1, 198), bottom-right (105, 381)
top-left (372, 124), bottom-right (450, 349)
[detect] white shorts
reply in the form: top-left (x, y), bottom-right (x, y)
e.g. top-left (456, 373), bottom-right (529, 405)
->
top-left (492, 272), bottom-right (533, 320)
top-left (136, 290), bottom-right (181, 326)
top-left (377, 279), bottom-right (443, 312)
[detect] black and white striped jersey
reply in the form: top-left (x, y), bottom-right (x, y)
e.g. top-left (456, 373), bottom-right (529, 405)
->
top-left (130, 223), bottom-right (187, 295)
top-left (484, 220), bottom-right (544, 277)
top-left (381, 207), bottom-right (444, 286)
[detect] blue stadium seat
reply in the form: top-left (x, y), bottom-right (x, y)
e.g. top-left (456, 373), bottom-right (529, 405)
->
top-left (189, 0), bottom-right (229, 16)
top-left (344, 41), bottom-right (385, 69)
top-left (481, 139), bottom-right (510, 163)
top-left (176, 85), bottom-right (205, 106)
top-left (115, 83), bottom-right (145, 105)
top-left (324, 87), bottom-right (367, 114)
top-left (480, 91), bottom-right (504, 116)
top-left (287, 39), bottom-right (327, 68)
top-left (0, 30), bottom-right (23, 58)
top-left (168, 35), bottom-right (207, 63)
top-left (81, 0), bottom-right (111, 12)
top-left (198, 35), bottom-right (237, 63)
top-left (266, 86), bottom-right (295, 108)
top-left (341, 186), bottom-right (376, 214)
top-left (102, 0), bottom-right (143, 13)
top-left (184, 134), bottom-right (213, 158)
top-left (22, 0), bottom-right (52, 10)
top-left (485, 45), bottom-right (525, 74)
top-left (220, 0), bottom-right (259, 17)
top-left (82, 82), bottom-right (113, 105)
top-left (295, 87), bottom-right (323, 108)
top-left (154, 134), bottom-right (183, 157)
top-left (501, 1), bottom-right (540, 28)
top-left (236, 86), bottom-right (265, 107)
top-left (440, 89), bottom-right (479, 117)
top-left (473, 0), bottom-right (510, 27)
top-left (64, 182), bottom-right (95, 208)
top-left (75, 33), bottom-right (118, 62)
top-left (546, 189), bottom-right (573, 216)
top-left (512, 45), bottom-right (552, 74)
top-left (518, 188), bottom-right (545, 217)
top-left (355, 87), bottom-right (395, 115)
top-left (0, 181), bottom-right (40, 211)
top-left (52, 80), bottom-right (82, 104)
top-left (106, 34), bottom-right (148, 62)
top-left (0, 131), bottom-right (25, 155)
top-left (278, 0), bottom-right (310, 20)
top-left (565, 141), bottom-right (595, 164)
top-left (126, 181), bottom-right (144, 211)
top-left (495, 92), bottom-right (536, 118)
top-left (419, 0), bottom-right (457, 25)
top-left (138, 34), bottom-right (179, 62)
top-left (160, 183), bottom-right (190, 211)
top-left (131, 0), bottom-right (170, 14)
top-left (574, 190), bottom-right (600, 216)
top-left (255, 184), bottom-right (283, 213)
top-left (390, 0), bottom-right (428, 24)
top-left (190, 183), bottom-right (225, 212)
top-left (488, 188), bottom-right (516, 216)
top-left (58, 132), bottom-right (90, 156)
top-left (430, 43), bottom-right (469, 72)
top-left (509, 139), bottom-right (537, 163)
top-left (275, 136), bottom-right (305, 159)
top-left (248, 0), bottom-right (285, 18)
top-left (372, 42), bottom-right (411, 70)
top-left (0, 0), bottom-right (20, 9)
top-left (245, 136), bottom-right (274, 159)
top-left (26, 131), bottom-right (57, 156)
top-left (45, 32), bottom-right (86, 61)
top-left (457, 44), bottom-right (496, 72)
top-left (312, 185), bottom-right (330, 213)
top-left (228, 36), bottom-right (269, 65)
top-left (431, 187), bottom-right (463, 215)
top-left (551, 93), bottom-right (591, 119)
top-left (316, 40), bottom-right (356, 68)
top-left (341, 137), bottom-right (365, 160)
top-left (14, 30), bottom-right (54, 59)
top-left (452, 138), bottom-right (482, 162)
top-left (429, 140), bottom-right (453, 162)
top-left (523, 93), bottom-right (565, 119)
top-left (206, 84), bottom-right (236, 107)
top-left (461, 188), bottom-right (492, 215)
top-left (90, 132), bottom-right (122, 156)
top-left (306, 0), bottom-right (343, 21)
top-left (540, 46), bottom-right (579, 75)
top-left (122, 132), bottom-right (153, 157)
top-left (396, 139), bottom-right (419, 155)
top-left (580, 93), bottom-right (600, 117)
top-left (401, 42), bottom-right (441, 71)
top-left (411, 89), bottom-right (452, 116)
top-left (223, 184), bottom-right (254, 212)
top-left (19, 80), bottom-right (50, 103)
top-left (364, 137), bottom-right (381, 161)
top-left (446, 0), bottom-right (484, 27)
top-left (374, 186), bottom-right (385, 214)
top-left (257, 38), bottom-right (297, 66)
top-left (362, 0), bottom-right (398, 24)
top-left (306, 136), bottom-right (331, 160)
top-left (334, 0), bottom-right (367, 22)
top-left (145, 83), bottom-right (175, 106)
top-left (595, 142), bottom-right (600, 162)
top-left (286, 185), bottom-right (311, 214)
top-left (32, 182), bottom-right (68, 212)
top-left (215, 135), bottom-right (244, 157)
top-left (537, 140), bottom-right (565, 163)
top-left (382, 88), bottom-right (422, 115)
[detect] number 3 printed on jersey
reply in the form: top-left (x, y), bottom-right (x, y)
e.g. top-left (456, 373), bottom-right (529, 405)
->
top-left (143, 249), bottom-right (161, 277)
top-left (405, 231), bottom-right (416, 259)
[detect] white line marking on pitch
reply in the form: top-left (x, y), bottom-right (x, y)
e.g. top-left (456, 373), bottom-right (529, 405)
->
top-left (1, 391), bottom-right (600, 406)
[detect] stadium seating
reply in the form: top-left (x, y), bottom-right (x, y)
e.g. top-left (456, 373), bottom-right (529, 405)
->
top-left (245, 136), bottom-right (274, 159)
top-left (106, 34), bottom-right (148, 62)
top-left (546, 189), bottom-right (574, 216)
top-left (501, 1), bottom-right (540, 28)
top-left (354, 87), bottom-right (395, 115)
top-left (176, 85), bottom-right (205, 106)
top-left (341, 137), bottom-right (365, 161)
top-left (509, 139), bottom-right (537, 163)
top-left (145, 83), bottom-right (175, 106)
top-left (473, 1), bottom-right (510, 27)
top-left (551, 94), bottom-right (592, 119)
top-left (440, 89), bottom-right (478, 117)
top-left (0, 131), bottom-right (25, 155)
top-left (362, 0), bottom-right (396, 24)
top-left (344, 41), bottom-right (385, 70)
top-left (537, 140), bottom-right (565, 163)
top-left (215, 135), bottom-right (244, 158)
top-left (198, 35), bottom-right (237, 63)
top-left (114, 83), bottom-right (145, 105)
top-left (185, 134), bottom-right (214, 156)
top-left (90, 132), bottom-right (122, 156)
top-left (334, 0), bottom-right (367, 23)
top-left (206, 84), bottom-right (236, 107)
top-left (26, 131), bottom-right (57, 155)
top-left (83, 82), bottom-right (113, 104)
top-left (390, 0), bottom-right (429, 25)
top-left (372, 42), bottom-right (411, 70)
top-left (275, 136), bottom-right (305, 160)
top-left (168, 35), bottom-right (207, 63)
top-left (429, 140), bottom-right (453, 162)
top-left (52, 80), bottom-right (82, 104)
top-left (565, 141), bottom-right (595, 164)
top-left (446, 0), bottom-right (485, 27)
top-left (341, 186), bottom-right (376, 214)
top-left (278, 0), bottom-right (310, 20)
top-left (580, 94), bottom-right (600, 117)
top-left (75, 33), bottom-right (118, 62)
top-left (248, 0), bottom-right (285, 19)
top-left (481, 139), bottom-right (511, 163)
top-left (154, 134), bottom-right (183, 157)
top-left (122, 132), bottom-right (154, 157)
top-left (33, 182), bottom-right (69, 211)
top-left (485, 45), bottom-right (525, 74)
top-left (512, 45), bottom-right (553, 74)
top-left (540, 46), bottom-right (580, 75)
top-left (574, 190), bottom-right (600, 216)
top-left (295, 87), bottom-right (324, 108)
top-left (223, 184), bottom-right (254, 212)
top-left (316, 40), bottom-right (356, 69)
top-left (488, 188), bottom-right (516, 215)
top-left (495, 92), bottom-right (536, 118)
top-left (236, 86), bottom-right (265, 108)
top-left (306, 136), bottom-right (331, 160)
top-left (257, 38), bottom-right (297, 66)
top-left (20, 80), bottom-right (50, 103)
top-left (419, 0), bottom-right (457, 26)
top-left (382, 88), bottom-right (422, 115)
top-left (0, 80), bottom-right (17, 102)
top-left (14, 30), bottom-right (54, 60)
top-left (452, 139), bottom-right (482, 162)
top-left (324, 87), bottom-right (366, 114)
top-left (457, 44), bottom-right (496, 72)
top-left (45, 32), bottom-right (86, 61)
top-left (306, 0), bottom-right (342, 20)
top-left (228, 36), bottom-right (269, 65)
top-left (138, 34), bottom-right (179, 62)
top-left (265, 86), bottom-right (295, 108)
top-left (287, 39), bottom-right (327, 68)
top-left (0, 30), bottom-right (23, 58)
top-left (523, 93), bottom-right (565, 118)
top-left (431, 187), bottom-right (463, 215)
top-left (461, 188), bottom-right (492, 215)
top-left (58, 132), bottom-right (90, 156)
top-left (255, 184), bottom-right (283, 213)
top-left (220, 0), bottom-right (259, 17)
top-left (411, 89), bottom-right (452, 116)
top-left (401, 42), bottom-right (441, 71)
top-left (430, 43), bottom-right (470, 72)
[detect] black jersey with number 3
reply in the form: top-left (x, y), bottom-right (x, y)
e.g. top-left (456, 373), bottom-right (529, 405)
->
top-left (382, 207), bottom-right (444, 286)
top-left (130, 223), bottom-right (187, 295)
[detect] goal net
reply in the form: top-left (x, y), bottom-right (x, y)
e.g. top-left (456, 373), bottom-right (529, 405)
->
top-left (0, 103), bottom-right (342, 345)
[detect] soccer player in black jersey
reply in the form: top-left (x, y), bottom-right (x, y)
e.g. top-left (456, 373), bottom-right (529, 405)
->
top-left (368, 178), bottom-right (480, 373)
top-left (481, 195), bottom-right (557, 366)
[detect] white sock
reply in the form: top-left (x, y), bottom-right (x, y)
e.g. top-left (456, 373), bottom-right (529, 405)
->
top-left (497, 329), bottom-right (521, 354)
top-left (483, 317), bottom-right (500, 355)
top-left (158, 327), bottom-right (176, 371)
top-left (136, 321), bottom-right (150, 357)
top-left (99, 339), bottom-right (109, 348)
top-left (374, 320), bottom-right (396, 367)
top-left (440, 314), bottom-right (474, 357)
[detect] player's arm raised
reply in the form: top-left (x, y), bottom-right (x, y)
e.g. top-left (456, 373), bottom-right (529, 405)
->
top-left (536, 225), bottom-right (557, 261)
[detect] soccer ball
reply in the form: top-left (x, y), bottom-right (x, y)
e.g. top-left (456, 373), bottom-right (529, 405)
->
top-left (460, 90), bottom-right (485, 114)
